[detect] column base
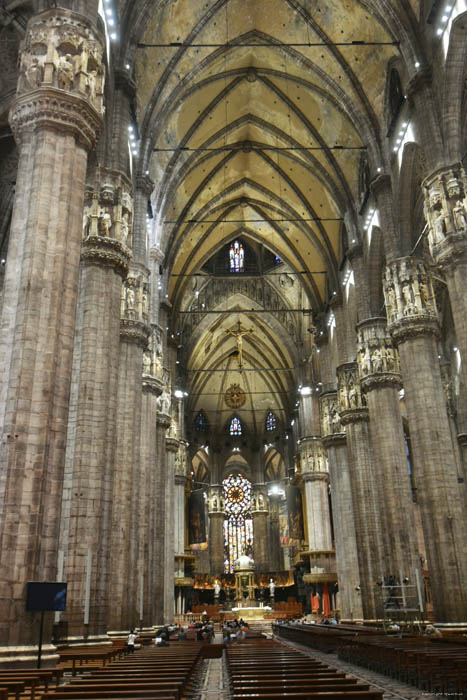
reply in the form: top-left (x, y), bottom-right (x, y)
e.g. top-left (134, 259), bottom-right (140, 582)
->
top-left (0, 644), bottom-right (59, 668)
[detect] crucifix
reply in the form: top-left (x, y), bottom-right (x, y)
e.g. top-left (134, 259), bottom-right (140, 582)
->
top-left (225, 320), bottom-right (254, 369)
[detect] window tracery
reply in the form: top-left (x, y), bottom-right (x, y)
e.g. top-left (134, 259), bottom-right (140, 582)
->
top-left (223, 473), bottom-right (253, 573)
top-left (229, 241), bottom-right (244, 273)
top-left (266, 412), bottom-right (277, 431)
top-left (229, 416), bottom-right (242, 435)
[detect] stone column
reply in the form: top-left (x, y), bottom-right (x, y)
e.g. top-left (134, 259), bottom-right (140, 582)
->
top-left (153, 410), bottom-right (171, 625)
top-left (108, 275), bottom-right (150, 633)
top-left (0, 9), bottom-right (104, 655)
top-left (208, 488), bottom-right (225, 576)
top-left (383, 256), bottom-right (467, 621)
top-left (60, 177), bottom-right (131, 641)
top-left (164, 436), bottom-right (178, 621)
top-left (140, 360), bottom-right (163, 628)
top-left (321, 392), bottom-right (363, 620)
top-left (356, 318), bottom-right (422, 601)
top-left (251, 488), bottom-right (269, 573)
top-left (299, 438), bottom-right (333, 552)
top-left (268, 496), bottom-right (283, 571)
top-left (423, 165), bottom-right (467, 474)
top-left (337, 363), bottom-right (381, 619)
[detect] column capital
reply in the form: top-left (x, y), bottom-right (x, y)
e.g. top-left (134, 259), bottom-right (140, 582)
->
top-left (10, 9), bottom-right (105, 150)
top-left (142, 375), bottom-right (163, 395)
top-left (422, 164), bottom-right (467, 268)
top-left (370, 173), bottom-right (392, 198)
top-left (302, 471), bottom-right (329, 484)
top-left (383, 257), bottom-right (439, 344)
top-left (120, 318), bottom-right (150, 348)
top-left (136, 174), bottom-right (155, 197)
top-left (356, 317), bottom-right (402, 392)
top-left (157, 413), bottom-right (171, 429)
top-left (81, 235), bottom-right (131, 277)
top-left (337, 362), bottom-right (369, 425)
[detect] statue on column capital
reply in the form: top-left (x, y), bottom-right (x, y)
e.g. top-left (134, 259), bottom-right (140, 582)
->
top-left (337, 363), bottom-right (368, 425)
top-left (423, 165), bottom-right (467, 262)
top-left (299, 437), bottom-right (328, 475)
top-left (356, 318), bottom-right (401, 391)
top-left (320, 392), bottom-right (344, 438)
top-left (383, 257), bottom-right (439, 343)
top-left (11, 9), bottom-right (105, 149)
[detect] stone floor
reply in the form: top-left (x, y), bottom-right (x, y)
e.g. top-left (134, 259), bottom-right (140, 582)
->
top-left (194, 630), bottom-right (451, 700)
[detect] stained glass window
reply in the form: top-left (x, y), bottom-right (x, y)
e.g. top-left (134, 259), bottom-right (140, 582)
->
top-left (266, 412), bottom-right (277, 431)
top-left (223, 473), bottom-right (254, 573)
top-left (195, 410), bottom-right (208, 432)
top-left (275, 255), bottom-right (281, 264)
top-left (229, 241), bottom-right (244, 273)
top-left (229, 416), bottom-right (242, 435)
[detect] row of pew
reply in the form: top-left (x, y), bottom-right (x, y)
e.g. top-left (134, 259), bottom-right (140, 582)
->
top-left (41, 642), bottom-right (203, 700)
top-left (0, 668), bottom-right (63, 699)
top-left (226, 638), bottom-right (384, 700)
top-left (338, 635), bottom-right (467, 696)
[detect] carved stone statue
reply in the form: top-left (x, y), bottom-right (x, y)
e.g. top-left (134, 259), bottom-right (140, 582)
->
top-left (432, 210), bottom-right (446, 244)
top-left (269, 579), bottom-right (275, 597)
top-left (143, 351), bottom-right (151, 375)
top-left (25, 57), bottom-right (43, 89)
top-left (453, 200), bottom-right (467, 231)
top-left (56, 53), bottom-right (75, 91)
top-left (98, 209), bottom-right (112, 236)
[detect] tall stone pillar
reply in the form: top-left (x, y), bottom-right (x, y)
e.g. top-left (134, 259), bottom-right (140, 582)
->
top-left (356, 318), bottom-right (422, 600)
top-left (153, 409), bottom-right (171, 625)
top-left (251, 488), bottom-right (269, 573)
top-left (384, 257), bottom-right (467, 621)
top-left (164, 436), bottom-right (178, 621)
top-left (208, 488), bottom-right (225, 576)
top-left (108, 274), bottom-right (150, 632)
top-left (61, 176), bottom-right (131, 641)
top-left (423, 165), bottom-right (467, 475)
top-left (299, 438), bottom-right (333, 551)
top-left (140, 345), bottom-right (164, 628)
top-left (337, 363), bottom-right (381, 619)
top-left (320, 392), bottom-right (362, 620)
top-left (0, 9), bottom-right (104, 655)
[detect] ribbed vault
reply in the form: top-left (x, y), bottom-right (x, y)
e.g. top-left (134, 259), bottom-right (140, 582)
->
top-left (123, 0), bottom-right (421, 445)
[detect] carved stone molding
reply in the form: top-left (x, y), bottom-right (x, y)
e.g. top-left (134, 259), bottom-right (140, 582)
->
top-left (320, 391), bottom-right (344, 438)
top-left (10, 88), bottom-right (102, 151)
top-left (357, 317), bottom-right (402, 392)
top-left (383, 257), bottom-right (439, 344)
top-left (142, 375), bottom-right (163, 396)
top-left (166, 436), bottom-right (179, 453)
top-left (157, 413), bottom-right (171, 429)
top-left (322, 433), bottom-right (346, 448)
top-left (136, 174), bottom-right (155, 197)
top-left (302, 471), bottom-right (329, 484)
top-left (337, 362), bottom-right (368, 424)
top-left (298, 436), bottom-right (328, 475)
top-left (11, 9), bottom-right (105, 149)
top-left (81, 235), bottom-right (131, 277)
top-left (120, 318), bottom-right (150, 348)
top-left (423, 164), bottom-right (467, 262)
top-left (174, 473), bottom-right (187, 486)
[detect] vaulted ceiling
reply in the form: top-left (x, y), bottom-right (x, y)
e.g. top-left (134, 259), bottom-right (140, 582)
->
top-left (122, 0), bottom-right (421, 444)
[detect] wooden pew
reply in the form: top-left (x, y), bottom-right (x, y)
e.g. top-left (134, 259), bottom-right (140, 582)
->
top-left (227, 638), bottom-right (384, 699)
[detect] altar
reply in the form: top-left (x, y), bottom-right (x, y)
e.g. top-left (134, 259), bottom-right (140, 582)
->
top-left (231, 606), bottom-right (272, 620)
